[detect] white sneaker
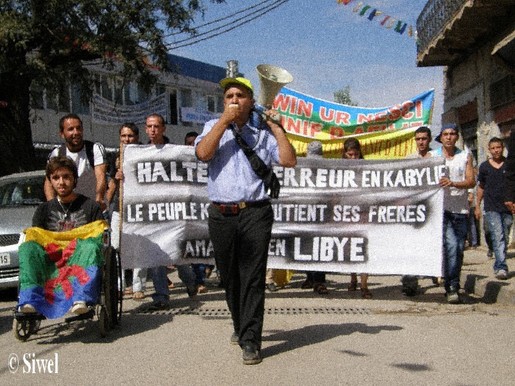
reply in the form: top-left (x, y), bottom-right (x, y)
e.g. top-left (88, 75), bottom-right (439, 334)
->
top-left (71, 301), bottom-right (88, 315)
top-left (446, 291), bottom-right (460, 304)
top-left (495, 270), bottom-right (508, 280)
top-left (20, 304), bottom-right (37, 313)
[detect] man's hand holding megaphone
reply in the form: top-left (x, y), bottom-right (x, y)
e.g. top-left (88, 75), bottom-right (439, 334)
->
top-left (256, 106), bottom-right (284, 131)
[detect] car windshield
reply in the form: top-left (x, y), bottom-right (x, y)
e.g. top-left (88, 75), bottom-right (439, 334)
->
top-left (0, 177), bottom-right (45, 207)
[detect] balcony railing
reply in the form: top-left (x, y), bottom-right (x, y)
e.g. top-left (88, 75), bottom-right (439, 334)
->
top-left (416, 0), bottom-right (467, 55)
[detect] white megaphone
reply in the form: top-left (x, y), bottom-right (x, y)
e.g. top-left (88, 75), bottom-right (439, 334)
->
top-left (255, 64), bottom-right (293, 109)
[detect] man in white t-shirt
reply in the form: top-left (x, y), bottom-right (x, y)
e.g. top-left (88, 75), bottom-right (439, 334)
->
top-left (430, 123), bottom-right (475, 304)
top-left (44, 114), bottom-right (107, 211)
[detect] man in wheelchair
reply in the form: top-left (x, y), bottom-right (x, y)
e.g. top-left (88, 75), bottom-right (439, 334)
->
top-left (18, 156), bottom-right (105, 318)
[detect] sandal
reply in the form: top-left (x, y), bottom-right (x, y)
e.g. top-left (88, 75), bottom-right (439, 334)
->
top-left (133, 291), bottom-right (145, 301)
top-left (348, 281), bottom-right (358, 291)
top-left (124, 287), bottom-right (133, 296)
top-left (361, 288), bottom-right (372, 299)
top-left (313, 283), bottom-right (329, 295)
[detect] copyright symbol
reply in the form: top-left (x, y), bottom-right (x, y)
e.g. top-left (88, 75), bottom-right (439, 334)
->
top-left (8, 353), bottom-right (19, 373)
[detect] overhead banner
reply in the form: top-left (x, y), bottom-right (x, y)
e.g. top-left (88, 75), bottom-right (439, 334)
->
top-left (120, 145), bottom-right (445, 277)
top-left (274, 88), bottom-right (434, 159)
top-left (91, 93), bottom-right (167, 125)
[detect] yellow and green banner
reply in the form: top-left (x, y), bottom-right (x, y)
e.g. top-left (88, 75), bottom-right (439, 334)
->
top-left (274, 88), bottom-right (434, 159)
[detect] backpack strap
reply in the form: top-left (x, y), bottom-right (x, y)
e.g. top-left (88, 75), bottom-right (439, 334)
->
top-left (231, 127), bottom-right (280, 198)
top-left (84, 140), bottom-right (95, 168)
top-left (58, 143), bottom-right (67, 158)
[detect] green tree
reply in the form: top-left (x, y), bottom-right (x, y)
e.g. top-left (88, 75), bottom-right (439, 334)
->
top-left (0, 0), bottom-right (223, 176)
top-left (333, 85), bottom-right (357, 106)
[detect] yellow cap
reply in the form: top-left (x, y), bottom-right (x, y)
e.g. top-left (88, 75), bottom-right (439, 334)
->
top-left (219, 77), bottom-right (254, 94)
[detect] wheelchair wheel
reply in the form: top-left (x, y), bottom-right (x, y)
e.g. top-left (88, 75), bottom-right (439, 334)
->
top-left (13, 318), bottom-right (39, 342)
top-left (99, 246), bottom-right (122, 336)
top-left (106, 246), bottom-right (121, 327)
top-left (113, 248), bottom-right (123, 325)
top-left (98, 306), bottom-right (109, 337)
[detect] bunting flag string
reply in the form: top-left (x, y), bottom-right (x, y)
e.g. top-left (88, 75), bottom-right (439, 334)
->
top-left (337, 0), bottom-right (417, 40)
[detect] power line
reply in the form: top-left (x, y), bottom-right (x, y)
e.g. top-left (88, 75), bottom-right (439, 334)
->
top-left (166, 0), bottom-right (289, 49)
top-left (165, 0), bottom-right (277, 37)
top-left (169, 0), bottom-right (288, 49)
top-left (167, 0), bottom-right (286, 46)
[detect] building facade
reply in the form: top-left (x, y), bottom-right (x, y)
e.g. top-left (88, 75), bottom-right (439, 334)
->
top-left (417, 0), bottom-right (515, 161)
top-left (30, 54), bottom-right (227, 149)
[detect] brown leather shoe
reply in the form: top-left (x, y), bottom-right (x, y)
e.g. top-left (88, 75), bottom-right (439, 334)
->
top-left (361, 288), bottom-right (372, 299)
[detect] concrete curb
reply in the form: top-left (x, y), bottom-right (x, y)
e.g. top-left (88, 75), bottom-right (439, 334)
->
top-left (462, 246), bottom-right (514, 305)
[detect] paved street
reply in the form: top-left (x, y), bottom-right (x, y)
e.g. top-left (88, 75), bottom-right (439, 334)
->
top-left (1, 246), bottom-right (514, 385)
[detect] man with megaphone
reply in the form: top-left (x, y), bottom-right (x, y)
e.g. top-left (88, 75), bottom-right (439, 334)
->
top-left (195, 75), bottom-right (296, 365)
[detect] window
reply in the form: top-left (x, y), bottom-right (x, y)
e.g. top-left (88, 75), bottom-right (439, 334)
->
top-left (137, 83), bottom-right (151, 103)
top-left (46, 82), bottom-right (70, 112)
top-left (71, 82), bottom-right (90, 115)
top-left (180, 89), bottom-right (193, 107)
top-left (170, 90), bottom-right (178, 125)
top-left (156, 84), bottom-right (166, 95)
top-left (124, 81), bottom-right (151, 105)
top-left (216, 96), bottom-right (224, 113)
top-left (490, 75), bottom-right (515, 108)
top-left (180, 89), bottom-right (193, 126)
top-left (114, 79), bottom-right (123, 105)
top-left (207, 95), bottom-right (216, 112)
top-left (124, 82), bottom-right (138, 105)
top-left (95, 74), bottom-right (113, 101)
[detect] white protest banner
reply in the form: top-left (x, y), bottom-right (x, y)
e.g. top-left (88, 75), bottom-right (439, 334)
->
top-left (120, 144), bottom-right (445, 276)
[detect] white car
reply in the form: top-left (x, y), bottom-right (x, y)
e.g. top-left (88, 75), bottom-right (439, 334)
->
top-left (0, 171), bottom-right (46, 289)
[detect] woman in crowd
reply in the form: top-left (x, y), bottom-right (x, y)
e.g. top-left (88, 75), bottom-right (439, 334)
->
top-left (106, 123), bottom-right (144, 299)
top-left (342, 138), bottom-right (372, 299)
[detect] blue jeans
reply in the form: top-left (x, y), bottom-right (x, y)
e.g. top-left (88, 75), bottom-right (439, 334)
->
top-left (177, 264), bottom-right (197, 294)
top-left (484, 211), bottom-right (513, 272)
top-left (483, 217), bottom-right (494, 252)
top-left (192, 264), bottom-right (206, 286)
top-left (150, 266), bottom-right (170, 302)
top-left (443, 211), bottom-right (468, 293)
top-left (467, 207), bottom-right (479, 247)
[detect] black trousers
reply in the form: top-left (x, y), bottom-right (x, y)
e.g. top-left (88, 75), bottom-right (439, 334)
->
top-left (208, 203), bottom-right (273, 349)
top-left (306, 271), bottom-right (326, 283)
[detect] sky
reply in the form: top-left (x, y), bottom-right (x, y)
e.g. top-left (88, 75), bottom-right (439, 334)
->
top-left (170, 0), bottom-right (444, 130)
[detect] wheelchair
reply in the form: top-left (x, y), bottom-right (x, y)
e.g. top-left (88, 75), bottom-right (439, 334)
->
top-left (13, 228), bottom-right (123, 341)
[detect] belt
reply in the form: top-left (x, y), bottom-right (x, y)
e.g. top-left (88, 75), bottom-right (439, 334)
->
top-left (212, 200), bottom-right (270, 216)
